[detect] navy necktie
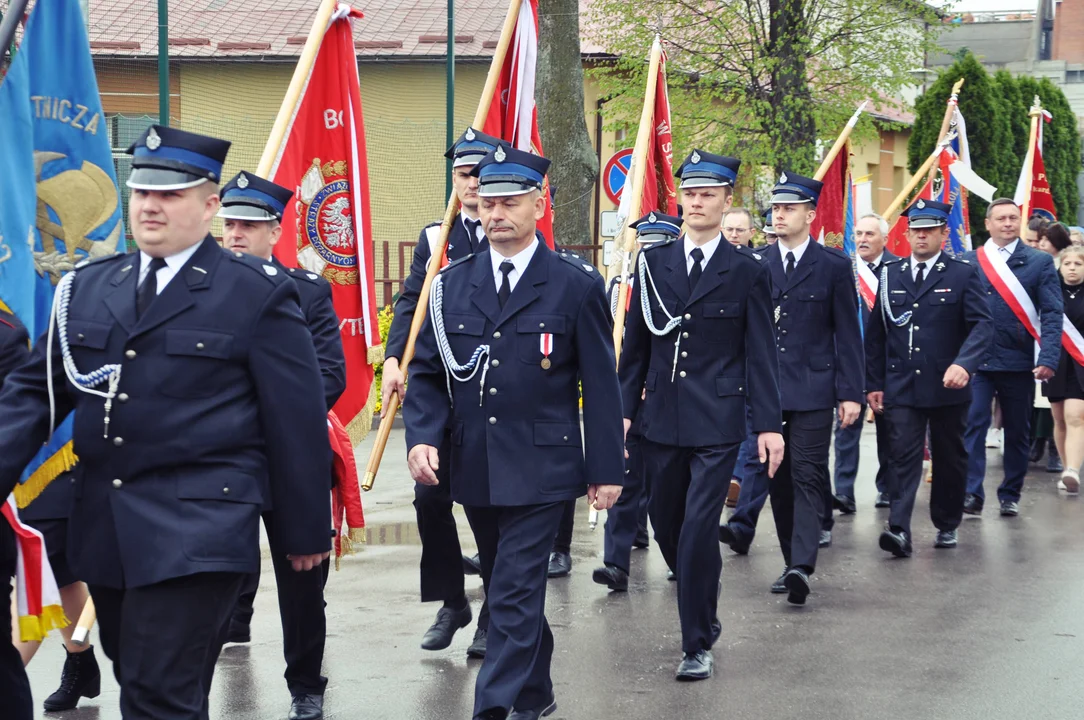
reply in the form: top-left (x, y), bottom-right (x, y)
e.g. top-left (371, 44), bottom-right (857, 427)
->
top-left (689, 247), bottom-right (704, 291)
top-left (137, 257), bottom-right (167, 318)
top-left (498, 261), bottom-right (514, 308)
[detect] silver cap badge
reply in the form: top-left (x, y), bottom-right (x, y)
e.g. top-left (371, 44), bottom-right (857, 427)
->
top-left (146, 127), bottom-right (162, 151)
top-left (237, 173), bottom-right (249, 189)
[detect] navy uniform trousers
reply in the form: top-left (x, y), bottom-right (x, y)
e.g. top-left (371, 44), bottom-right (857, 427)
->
top-left (602, 430), bottom-right (649, 573)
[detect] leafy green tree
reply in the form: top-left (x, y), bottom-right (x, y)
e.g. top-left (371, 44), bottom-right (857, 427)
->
top-left (909, 53), bottom-right (1013, 236)
top-left (586, 0), bottom-right (942, 178)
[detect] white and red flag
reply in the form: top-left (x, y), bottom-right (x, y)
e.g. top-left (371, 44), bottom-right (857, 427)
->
top-left (266, 4), bottom-right (382, 443)
top-left (482, 0), bottom-right (555, 247)
top-left (3, 497), bottom-right (66, 641)
top-left (1014, 108), bottom-right (1057, 221)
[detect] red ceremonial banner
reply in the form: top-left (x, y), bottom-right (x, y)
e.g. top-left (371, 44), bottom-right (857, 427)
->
top-left (642, 51), bottom-right (677, 216)
top-left (885, 178), bottom-right (934, 257)
top-left (267, 7), bottom-right (382, 444)
top-left (481, 0), bottom-right (554, 247)
top-left (1026, 129), bottom-right (1058, 221)
top-left (810, 144), bottom-right (849, 249)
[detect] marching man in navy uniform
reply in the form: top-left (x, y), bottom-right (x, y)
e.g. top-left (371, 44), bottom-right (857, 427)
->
top-left (760, 171), bottom-right (863, 603)
top-left (620, 150), bottom-right (784, 680)
top-left (218, 171), bottom-right (346, 720)
top-left (383, 127), bottom-right (499, 658)
top-left (0, 125), bottom-right (333, 720)
top-left (593, 210), bottom-right (683, 592)
top-left (866, 199), bottom-right (992, 555)
top-left (403, 144), bottom-right (624, 719)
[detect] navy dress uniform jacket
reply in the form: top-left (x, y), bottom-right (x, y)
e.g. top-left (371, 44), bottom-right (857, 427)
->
top-left (766, 239), bottom-right (865, 411)
top-left (866, 256), bottom-right (993, 408)
top-left (958, 243), bottom-right (1062, 372)
top-left (276, 258), bottom-right (346, 412)
top-left (0, 310), bottom-right (29, 388)
top-left (385, 215), bottom-right (486, 361)
top-left (0, 237), bottom-right (332, 589)
top-left (619, 238), bottom-right (783, 446)
top-left (404, 243), bottom-right (625, 507)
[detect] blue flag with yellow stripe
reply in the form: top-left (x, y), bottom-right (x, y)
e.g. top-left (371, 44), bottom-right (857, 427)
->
top-left (0, 0), bottom-right (123, 506)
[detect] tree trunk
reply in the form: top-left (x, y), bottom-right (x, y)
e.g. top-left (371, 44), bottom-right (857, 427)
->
top-left (537, 0), bottom-right (598, 255)
top-left (768, 0), bottom-right (816, 175)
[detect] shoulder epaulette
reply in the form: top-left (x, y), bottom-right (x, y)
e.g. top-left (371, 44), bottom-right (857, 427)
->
top-left (74, 251), bottom-right (130, 270)
top-left (883, 256), bottom-right (906, 265)
top-left (733, 244), bottom-right (766, 263)
top-left (439, 253), bottom-right (476, 273)
top-left (287, 266), bottom-right (328, 286)
top-left (557, 251), bottom-right (599, 275)
top-left (642, 238), bottom-right (677, 253)
top-left (227, 251), bottom-right (290, 285)
top-left (822, 245), bottom-right (851, 262)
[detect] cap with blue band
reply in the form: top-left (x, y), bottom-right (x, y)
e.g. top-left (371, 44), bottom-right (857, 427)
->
top-left (125, 125), bottom-right (231, 191)
top-left (770, 170), bottom-right (823, 207)
top-left (630, 210), bottom-right (682, 243)
top-left (675, 149), bottom-right (740, 188)
top-left (902, 198), bottom-right (952, 229)
top-left (219, 172), bottom-right (293, 222)
top-left (470, 144), bottom-right (551, 197)
top-left (445, 127), bottom-right (502, 168)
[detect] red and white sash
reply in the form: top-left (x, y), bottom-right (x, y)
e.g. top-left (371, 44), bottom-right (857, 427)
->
top-left (856, 260), bottom-right (878, 311)
top-left (976, 242), bottom-right (1084, 365)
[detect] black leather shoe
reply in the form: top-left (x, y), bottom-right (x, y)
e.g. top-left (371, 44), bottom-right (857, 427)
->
top-left (934, 529), bottom-right (958, 549)
top-left (288, 693), bottom-right (324, 720)
top-left (420, 604), bottom-right (472, 650)
top-left (1030, 437), bottom-right (1047, 464)
top-left (226, 619), bottom-right (250, 644)
top-left (770, 568), bottom-right (788, 594)
top-left (462, 553), bottom-right (482, 576)
top-left (718, 523), bottom-right (751, 555)
top-left (592, 565), bottom-right (629, 592)
top-left (874, 493), bottom-right (891, 508)
top-left (509, 692), bottom-right (557, 719)
top-left (819, 530), bottom-right (832, 548)
top-left (833, 494), bottom-right (857, 515)
top-left (879, 528), bottom-right (912, 558)
top-left (675, 649), bottom-right (713, 681)
top-left (42, 645), bottom-right (101, 711)
top-left (963, 494), bottom-right (983, 515)
top-left (547, 551), bottom-right (571, 578)
top-left (709, 617), bottom-right (722, 648)
top-left (783, 568), bottom-right (811, 605)
top-left (466, 626), bottom-right (487, 659)
top-left (633, 531), bottom-right (650, 549)
top-left (667, 569), bottom-right (677, 582)
top-left (1000, 500), bottom-right (1020, 517)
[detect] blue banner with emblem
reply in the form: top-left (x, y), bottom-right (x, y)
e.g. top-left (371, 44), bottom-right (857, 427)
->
top-left (0, 0), bottom-right (123, 505)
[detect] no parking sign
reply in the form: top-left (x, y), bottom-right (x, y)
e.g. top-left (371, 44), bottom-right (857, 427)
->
top-left (602, 148), bottom-right (634, 205)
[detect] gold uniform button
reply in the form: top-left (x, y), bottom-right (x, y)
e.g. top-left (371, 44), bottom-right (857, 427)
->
top-left (112, 479), bottom-right (122, 489)
top-left (125, 349), bottom-right (137, 359)
top-left (113, 437), bottom-right (124, 447)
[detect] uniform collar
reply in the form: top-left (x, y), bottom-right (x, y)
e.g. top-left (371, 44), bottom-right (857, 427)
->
top-left (139, 241), bottom-right (201, 276)
top-left (490, 237), bottom-right (539, 279)
top-left (780, 235), bottom-right (812, 265)
top-left (684, 233), bottom-right (722, 265)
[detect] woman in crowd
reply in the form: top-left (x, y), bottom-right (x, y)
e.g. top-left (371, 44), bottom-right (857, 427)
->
top-left (1027, 217), bottom-right (1060, 470)
top-left (1044, 240), bottom-right (1084, 494)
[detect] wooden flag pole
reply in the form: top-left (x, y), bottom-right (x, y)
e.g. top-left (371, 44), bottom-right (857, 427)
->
top-left (812, 101), bottom-right (867, 182)
top-left (69, 598), bottom-right (95, 646)
top-left (1020, 95), bottom-right (1043, 222)
top-left (882, 131), bottom-right (956, 220)
top-left (256, 0), bottom-right (339, 177)
top-left (924, 78), bottom-right (966, 186)
top-left (609, 35), bottom-right (664, 366)
top-left (362, 0), bottom-right (525, 491)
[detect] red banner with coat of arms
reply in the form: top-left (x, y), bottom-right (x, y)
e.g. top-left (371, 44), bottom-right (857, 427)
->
top-left (266, 5), bottom-right (381, 444)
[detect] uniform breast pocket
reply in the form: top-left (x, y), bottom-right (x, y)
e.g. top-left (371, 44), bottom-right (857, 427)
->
top-left (927, 293), bottom-right (958, 307)
top-left (444, 313), bottom-right (487, 357)
top-left (517, 314), bottom-right (568, 365)
top-left (66, 319), bottom-right (113, 364)
top-left (158, 329), bottom-right (236, 399)
top-left (701, 302), bottom-right (741, 343)
top-left (889, 295), bottom-right (908, 308)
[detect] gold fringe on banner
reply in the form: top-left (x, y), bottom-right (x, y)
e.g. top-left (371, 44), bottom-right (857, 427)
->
top-left (15, 442), bottom-right (77, 509)
top-left (18, 604), bottom-right (69, 643)
top-left (367, 343), bottom-right (384, 365)
top-left (345, 380), bottom-right (378, 446)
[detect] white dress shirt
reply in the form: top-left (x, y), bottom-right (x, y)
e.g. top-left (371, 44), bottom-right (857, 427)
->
top-left (684, 233), bottom-right (722, 275)
top-left (996, 238), bottom-right (1020, 259)
top-left (138, 242), bottom-right (202, 294)
top-left (910, 251), bottom-right (941, 282)
top-left (461, 213), bottom-right (485, 245)
top-left (780, 236), bottom-right (812, 267)
top-left (491, 238), bottom-right (539, 293)
top-left (864, 252), bottom-right (885, 271)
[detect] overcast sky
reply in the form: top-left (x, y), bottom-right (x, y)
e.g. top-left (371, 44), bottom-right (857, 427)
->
top-left (937, 0), bottom-right (1042, 12)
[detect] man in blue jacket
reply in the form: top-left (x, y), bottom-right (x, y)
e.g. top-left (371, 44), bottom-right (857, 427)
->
top-left (866, 199), bottom-right (993, 555)
top-left (959, 198), bottom-right (1063, 516)
top-left (404, 145), bottom-right (624, 720)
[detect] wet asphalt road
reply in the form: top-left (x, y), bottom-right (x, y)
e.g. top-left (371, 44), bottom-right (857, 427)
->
top-left (26, 425), bottom-right (1084, 719)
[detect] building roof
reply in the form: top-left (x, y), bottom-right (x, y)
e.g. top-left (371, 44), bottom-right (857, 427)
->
top-left (83, 0), bottom-right (608, 59)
